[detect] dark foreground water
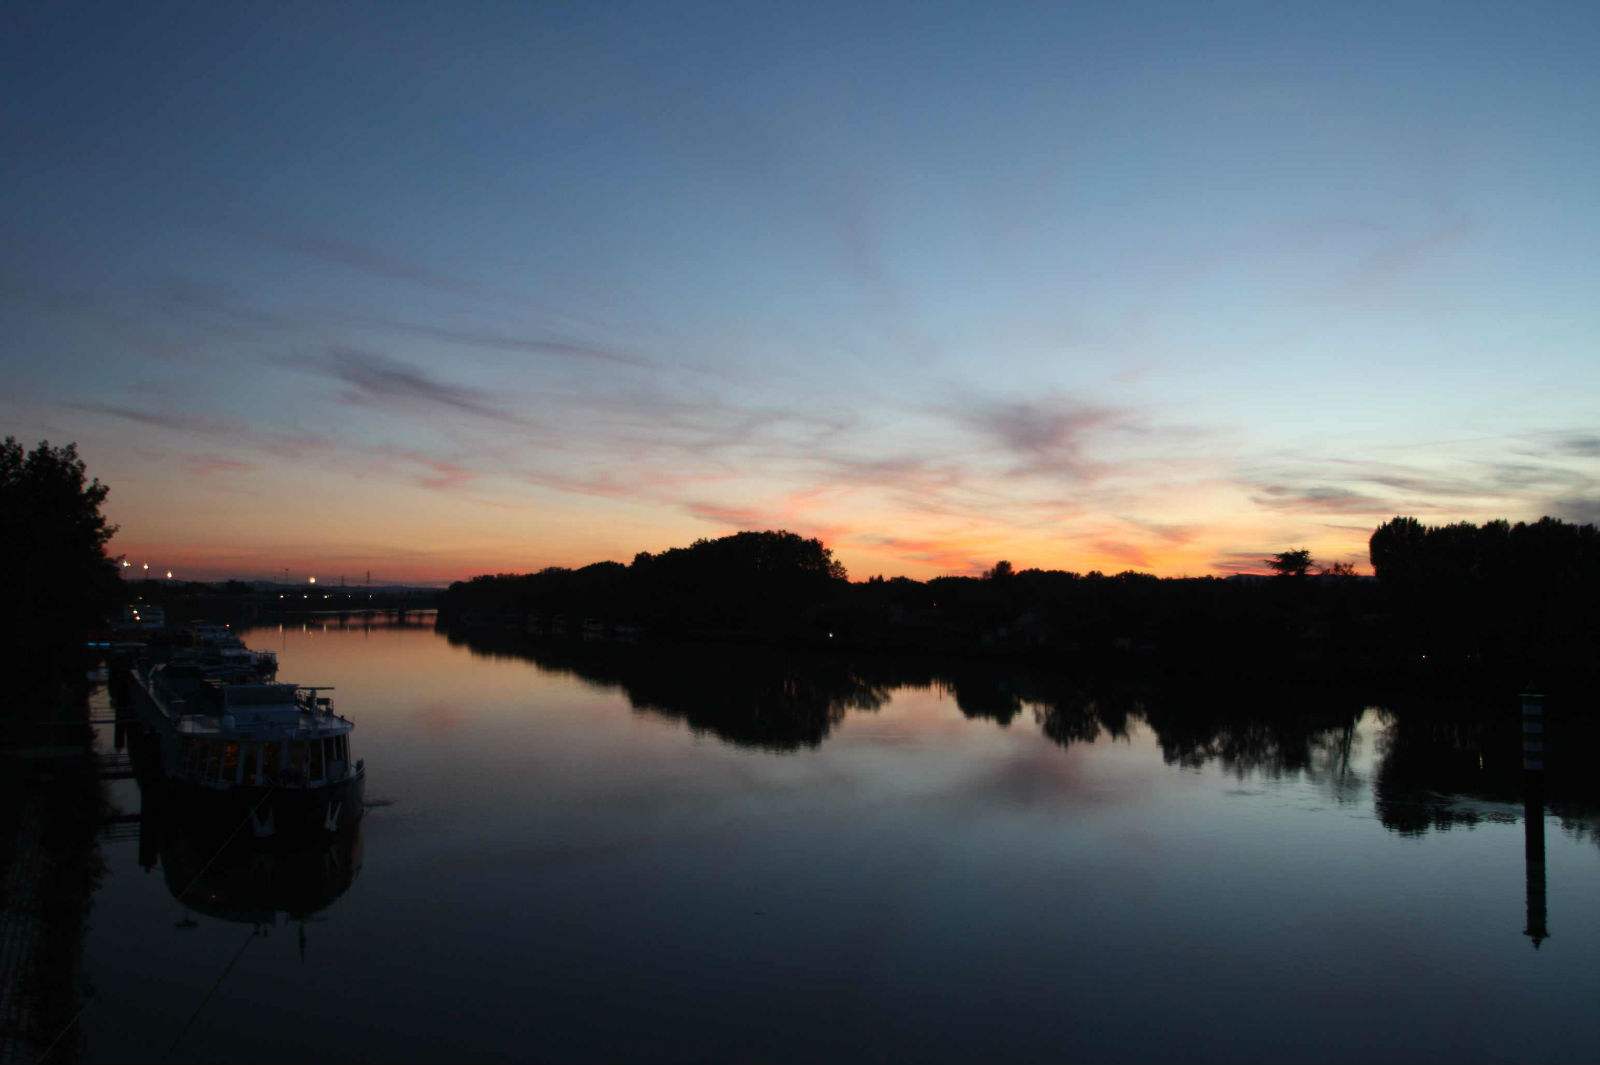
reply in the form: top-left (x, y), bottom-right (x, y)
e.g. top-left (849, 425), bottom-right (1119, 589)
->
top-left (84, 617), bottom-right (1599, 1063)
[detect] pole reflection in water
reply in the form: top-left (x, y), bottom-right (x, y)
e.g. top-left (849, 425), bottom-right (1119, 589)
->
top-left (1521, 691), bottom-right (1548, 948)
top-left (1523, 779), bottom-right (1548, 948)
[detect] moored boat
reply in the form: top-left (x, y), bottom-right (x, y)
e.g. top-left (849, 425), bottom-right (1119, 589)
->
top-left (130, 656), bottom-right (364, 838)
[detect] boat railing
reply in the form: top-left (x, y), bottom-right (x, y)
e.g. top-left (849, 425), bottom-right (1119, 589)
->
top-left (295, 687), bottom-right (339, 718)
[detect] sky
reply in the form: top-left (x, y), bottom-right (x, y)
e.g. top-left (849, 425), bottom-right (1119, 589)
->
top-left (3, 1), bottom-right (1598, 583)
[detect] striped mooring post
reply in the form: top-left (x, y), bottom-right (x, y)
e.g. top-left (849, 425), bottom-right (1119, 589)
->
top-left (1521, 692), bottom-right (1545, 773)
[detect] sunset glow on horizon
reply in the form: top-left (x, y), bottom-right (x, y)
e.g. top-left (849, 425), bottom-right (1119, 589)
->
top-left (5, 4), bottom-right (1597, 583)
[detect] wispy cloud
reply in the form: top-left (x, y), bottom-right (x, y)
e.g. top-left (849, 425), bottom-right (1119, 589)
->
top-left (686, 501), bottom-right (767, 527)
top-left (856, 534), bottom-right (991, 575)
top-left (69, 400), bottom-right (492, 497)
top-left (1250, 484), bottom-right (1393, 515)
top-left (65, 402), bottom-right (236, 436)
top-left (183, 456), bottom-right (253, 478)
top-left (378, 320), bottom-right (650, 368)
top-left (291, 348), bottom-right (533, 426)
top-left (260, 232), bottom-right (485, 297)
top-left (1208, 549), bottom-right (1275, 576)
top-left (1118, 518), bottom-right (1199, 544)
top-left (1335, 218), bottom-right (1473, 297)
top-left (1549, 496), bottom-right (1600, 525)
top-left (1550, 434), bottom-right (1600, 459)
top-left (955, 396), bottom-right (1124, 479)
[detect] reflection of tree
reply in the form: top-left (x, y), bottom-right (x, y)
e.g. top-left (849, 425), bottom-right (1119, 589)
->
top-left (439, 623), bottom-right (1600, 848)
top-left (1372, 711), bottom-right (1513, 835)
top-left (1136, 682), bottom-right (1365, 798)
top-left (944, 667), bottom-right (1024, 726)
top-left (1036, 699), bottom-right (1102, 747)
top-left (1369, 696), bottom-right (1600, 846)
top-left (442, 626), bottom-right (894, 751)
top-left (620, 652), bottom-right (890, 751)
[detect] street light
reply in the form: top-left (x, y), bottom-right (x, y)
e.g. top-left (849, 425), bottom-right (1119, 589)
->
top-left (309, 576), bottom-right (317, 585)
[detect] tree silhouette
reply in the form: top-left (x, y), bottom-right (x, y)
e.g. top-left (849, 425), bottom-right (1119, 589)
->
top-left (1, 438), bottom-right (120, 683)
top-left (1267, 549), bottom-right (1313, 578)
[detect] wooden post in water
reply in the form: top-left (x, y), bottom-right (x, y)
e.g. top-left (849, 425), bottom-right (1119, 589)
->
top-left (1521, 691), bottom-right (1548, 948)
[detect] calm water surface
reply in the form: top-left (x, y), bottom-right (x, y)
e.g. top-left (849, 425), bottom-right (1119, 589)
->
top-left (84, 618), bottom-right (1600, 1062)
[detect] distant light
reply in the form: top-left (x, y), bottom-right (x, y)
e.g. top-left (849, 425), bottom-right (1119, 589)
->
top-left (309, 576), bottom-right (317, 585)
top-left (142, 562), bottom-right (149, 571)
top-left (121, 560), bottom-right (130, 568)
top-left (165, 570), bottom-right (173, 579)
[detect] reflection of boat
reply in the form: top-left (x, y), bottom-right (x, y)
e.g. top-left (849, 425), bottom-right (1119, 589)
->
top-left (129, 646), bottom-right (364, 838)
top-left (139, 783), bottom-right (364, 928)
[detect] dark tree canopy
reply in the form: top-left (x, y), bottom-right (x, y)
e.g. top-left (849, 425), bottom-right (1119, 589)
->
top-left (445, 530), bottom-right (846, 635)
top-left (1, 438), bottom-right (120, 676)
top-left (443, 516), bottom-right (1600, 687)
top-left (1267, 549), bottom-right (1313, 578)
top-left (1369, 515), bottom-right (1600, 679)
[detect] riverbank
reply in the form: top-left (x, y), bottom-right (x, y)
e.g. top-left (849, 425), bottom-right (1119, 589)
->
top-left (0, 680), bottom-right (105, 1065)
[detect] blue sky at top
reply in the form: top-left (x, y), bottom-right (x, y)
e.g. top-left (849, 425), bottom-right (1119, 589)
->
top-left (3, 1), bottom-right (1597, 579)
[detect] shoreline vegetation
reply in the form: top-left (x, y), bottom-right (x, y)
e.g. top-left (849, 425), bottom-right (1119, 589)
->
top-left (438, 521), bottom-right (1600, 693)
top-left (3, 438), bottom-right (117, 1065)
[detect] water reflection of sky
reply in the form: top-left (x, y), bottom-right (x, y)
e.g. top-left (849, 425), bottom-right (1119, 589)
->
top-left (82, 620), bottom-right (1600, 1063)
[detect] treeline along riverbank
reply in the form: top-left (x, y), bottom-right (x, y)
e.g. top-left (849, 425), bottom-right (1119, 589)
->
top-left (440, 519), bottom-right (1600, 694)
top-left (2, 439), bottom-right (117, 1063)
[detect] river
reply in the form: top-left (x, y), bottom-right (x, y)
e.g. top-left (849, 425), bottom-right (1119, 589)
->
top-left (82, 615), bottom-right (1600, 1062)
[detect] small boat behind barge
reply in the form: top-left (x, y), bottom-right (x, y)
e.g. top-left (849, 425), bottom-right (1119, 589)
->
top-left (132, 660), bottom-right (365, 838)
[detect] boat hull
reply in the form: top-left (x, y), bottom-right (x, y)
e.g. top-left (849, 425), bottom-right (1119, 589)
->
top-left (133, 759), bottom-right (366, 840)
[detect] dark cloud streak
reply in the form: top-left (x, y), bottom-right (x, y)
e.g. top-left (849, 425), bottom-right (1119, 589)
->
top-left (292, 348), bottom-right (534, 427)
